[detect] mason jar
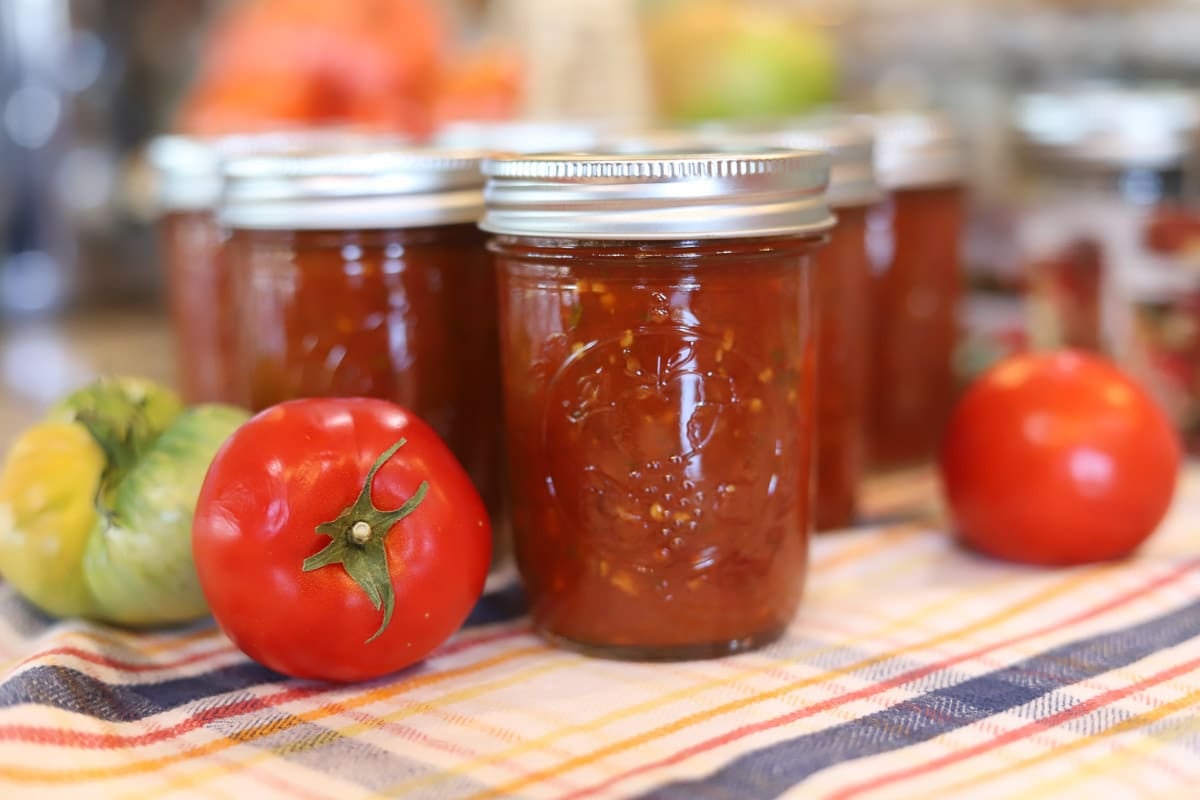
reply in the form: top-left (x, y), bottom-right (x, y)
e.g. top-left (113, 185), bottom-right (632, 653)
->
top-left (148, 135), bottom-right (231, 404)
top-left (868, 112), bottom-right (967, 469)
top-left (483, 149), bottom-right (833, 659)
top-left (218, 146), bottom-right (507, 537)
top-left (731, 117), bottom-right (881, 530)
top-left (1012, 88), bottom-right (1200, 356)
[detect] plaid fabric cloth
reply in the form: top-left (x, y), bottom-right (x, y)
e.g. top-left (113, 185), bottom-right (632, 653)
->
top-left (1, 468), bottom-right (1199, 799)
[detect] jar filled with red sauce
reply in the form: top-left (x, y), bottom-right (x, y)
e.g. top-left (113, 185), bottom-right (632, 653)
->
top-left (149, 135), bottom-right (231, 404)
top-left (1119, 266), bottom-right (1200, 455)
top-left (868, 113), bottom-right (967, 469)
top-left (482, 150), bottom-right (833, 659)
top-left (150, 130), bottom-right (406, 405)
top-left (732, 118), bottom-right (881, 530)
top-left (218, 147), bottom-right (506, 532)
top-left (1013, 89), bottom-right (1200, 356)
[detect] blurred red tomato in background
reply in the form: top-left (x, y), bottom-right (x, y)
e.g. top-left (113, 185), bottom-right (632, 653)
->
top-left (940, 351), bottom-right (1181, 566)
top-left (177, 0), bottom-right (521, 138)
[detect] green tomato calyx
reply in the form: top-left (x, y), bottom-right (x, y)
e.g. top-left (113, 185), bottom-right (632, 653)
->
top-left (69, 385), bottom-right (175, 516)
top-left (303, 438), bottom-right (428, 644)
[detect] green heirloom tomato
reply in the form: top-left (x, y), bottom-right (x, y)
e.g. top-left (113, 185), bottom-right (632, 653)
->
top-left (0, 378), bottom-right (248, 626)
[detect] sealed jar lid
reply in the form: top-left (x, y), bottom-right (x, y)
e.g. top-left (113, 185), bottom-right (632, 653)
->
top-left (1124, 264), bottom-right (1200, 302)
top-left (147, 135), bottom-right (223, 212)
top-left (219, 147), bottom-right (485, 230)
top-left (702, 116), bottom-right (881, 208)
top-left (481, 150), bottom-right (833, 240)
top-left (1015, 87), bottom-right (1200, 171)
top-left (434, 119), bottom-right (603, 154)
top-left (148, 130), bottom-right (411, 214)
top-left (873, 112), bottom-right (966, 190)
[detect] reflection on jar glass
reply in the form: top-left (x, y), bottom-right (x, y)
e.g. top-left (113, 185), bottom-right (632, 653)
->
top-left (484, 150), bottom-right (832, 659)
top-left (218, 147), bottom-right (507, 548)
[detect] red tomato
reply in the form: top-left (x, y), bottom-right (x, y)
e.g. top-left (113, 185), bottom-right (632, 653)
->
top-left (940, 351), bottom-right (1181, 566)
top-left (193, 398), bottom-right (491, 681)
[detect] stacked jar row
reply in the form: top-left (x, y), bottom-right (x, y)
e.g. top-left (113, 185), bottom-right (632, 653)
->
top-left (150, 117), bottom-right (967, 659)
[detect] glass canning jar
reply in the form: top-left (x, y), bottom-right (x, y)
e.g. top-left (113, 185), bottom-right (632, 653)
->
top-left (218, 146), bottom-right (506, 535)
top-left (1012, 88), bottom-right (1200, 356)
top-left (730, 116), bottom-right (882, 530)
top-left (148, 135), bottom-right (231, 404)
top-left (482, 149), bottom-right (833, 659)
top-left (868, 112), bottom-right (967, 469)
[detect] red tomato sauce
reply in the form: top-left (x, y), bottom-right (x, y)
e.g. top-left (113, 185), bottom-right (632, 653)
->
top-left (868, 185), bottom-right (966, 468)
top-left (492, 234), bottom-right (821, 658)
top-left (161, 210), bottom-right (235, 404)
top-left (815, 205), bottom-right (870, 530)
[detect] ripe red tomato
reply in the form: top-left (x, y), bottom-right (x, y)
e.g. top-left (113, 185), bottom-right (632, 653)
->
top-left (193, 398), bottom-right (491, 681)
top-left (940, 351), bottom-right (1181, 566)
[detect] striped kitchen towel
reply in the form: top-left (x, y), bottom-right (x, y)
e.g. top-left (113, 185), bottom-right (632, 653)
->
top-left (0, 469), bottom-right (1198, 799)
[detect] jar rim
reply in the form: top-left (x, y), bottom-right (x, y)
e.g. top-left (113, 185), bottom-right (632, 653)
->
top-left (481, 148), bottom-right (834, 240)
top-left (148, 129), bottom-right (414, 214)
top-left (687, 114), bottom-right (882, 207)
top-left (219, 146), bottom-right (486, 230)
top-left (1014, 87), bottom-right (1200, 171)
top-left (872, 112), bottom-right (966, 190)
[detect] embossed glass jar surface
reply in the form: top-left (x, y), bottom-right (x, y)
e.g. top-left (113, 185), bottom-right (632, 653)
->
top-left (493, 236), bottom-right (822, 658)
top-left (483, 149), bottom-right (833, 659)
top-left (219, 149), bottom-right (506, 534)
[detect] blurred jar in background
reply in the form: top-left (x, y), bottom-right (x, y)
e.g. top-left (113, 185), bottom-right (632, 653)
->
top-left (785, 119), bottom-right (879, 530)
top-left (868, 112), bottom-right (966, 469)
top-left (720, 116), bottom-right (881, 530)
top-left (1012, 88), bottom-right (1200, 357)
top-left (147, 135), bottom-right (228, 403)
top-left (1120, 265), bottom-right (1200, 455)
top-left (218, 146), bottom-right (507, 531)
top-left (147, 129), bottom-right (401, 405)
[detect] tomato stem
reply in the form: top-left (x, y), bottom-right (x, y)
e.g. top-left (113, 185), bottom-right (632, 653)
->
top-left (73, 395), bottom-right (157, 516)
top-left (349, 521), bottom-right (373, 545)
top-left (302, 438), bottom-right (428, 643)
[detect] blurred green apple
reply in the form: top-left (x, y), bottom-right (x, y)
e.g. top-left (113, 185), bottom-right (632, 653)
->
top-left (644, 1), bottom-right (837, 122)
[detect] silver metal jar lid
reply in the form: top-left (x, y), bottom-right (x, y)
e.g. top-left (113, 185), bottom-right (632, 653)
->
top-left (219, 147), bottom-right (485, 231)
top-left (873, 112), bottom-right (966, 190)
top-left (148, 129), bottom-right (412, 214)
top-left (1014, 87), bottom-right (1200, 171)
top-left (1123, 264), bottom-right (1200, 302)
top-left (147, 135), bottom-right (223, 212)
top-left (699, 116), bottom-right (881, 208)
top-left (481, 149), bottom-right (834, 240)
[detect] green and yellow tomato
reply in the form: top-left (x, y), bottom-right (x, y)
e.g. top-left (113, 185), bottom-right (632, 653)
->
top-left (0, 377), bottom-right (248, 625)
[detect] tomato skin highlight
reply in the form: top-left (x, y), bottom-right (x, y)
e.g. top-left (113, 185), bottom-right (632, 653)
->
top-left (939, 351), bottom-right (1181, 566)
top-left (192, 398), bottom-right (491, 682)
